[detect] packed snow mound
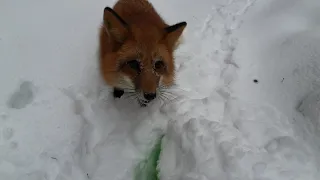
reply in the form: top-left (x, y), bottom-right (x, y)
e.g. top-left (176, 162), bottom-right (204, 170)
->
top-left (298, 90), bottom-right (320, 129)
top-left (232, 0), bottom-right (320, 117)
top-left (1, 0), bottom-right (320, 180)
top-left (160, 99), bottom-right (320, 180)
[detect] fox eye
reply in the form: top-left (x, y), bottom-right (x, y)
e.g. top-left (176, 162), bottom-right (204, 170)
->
top-left (126, 60), bottom-right (140, 72)
top-left (154, 61), bottom-right (165, 70)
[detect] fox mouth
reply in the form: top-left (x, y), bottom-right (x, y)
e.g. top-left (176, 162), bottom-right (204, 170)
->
top-left (112, 84), bottom-right (177, 107)
top-left (138, 100), bottom-right (149, 107)
top-left (112, 88), bottom-right (151, 107)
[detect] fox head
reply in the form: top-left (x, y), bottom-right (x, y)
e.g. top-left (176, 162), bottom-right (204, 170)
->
top-left (100, 6), bottom-right (186, 104)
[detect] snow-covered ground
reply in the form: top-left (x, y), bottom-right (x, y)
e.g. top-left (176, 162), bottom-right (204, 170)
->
top-left (1, 0), bottom-right (320, 179)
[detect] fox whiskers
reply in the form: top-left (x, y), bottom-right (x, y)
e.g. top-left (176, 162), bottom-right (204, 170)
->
top-left (157, 85), bottom-right (180, 105)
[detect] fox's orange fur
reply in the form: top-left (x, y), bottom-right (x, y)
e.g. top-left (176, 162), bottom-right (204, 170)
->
top-left (99, 0), bottom-right (186, 104)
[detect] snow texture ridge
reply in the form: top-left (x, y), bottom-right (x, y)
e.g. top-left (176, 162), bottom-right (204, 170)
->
top-left (1, 0), bottom-right (320, 180)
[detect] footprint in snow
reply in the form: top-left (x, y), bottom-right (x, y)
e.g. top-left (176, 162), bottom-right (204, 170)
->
top-left (1, 127), bottom-right (18, 149)
top-left (17, 171), bottom-right (48, 180)
top-left (10, 141), bottom-right (18, 149)
top-left (2, 127), bottom-right (14, 140)
top-left (0, 112), bottom-right (8, 120)
top-left (7, 81), bottom-right (35, 109)
top-left (252, 162), bottom-right (267, 175)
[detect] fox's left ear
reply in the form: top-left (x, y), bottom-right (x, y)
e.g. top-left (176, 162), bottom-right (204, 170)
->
top-left (164, 22), bottom-right (187, 49)
top-left (103, 7), bottom-right (128, 43)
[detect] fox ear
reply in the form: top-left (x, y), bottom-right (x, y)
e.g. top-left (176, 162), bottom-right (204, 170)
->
top-left (103, 7), bottom-right (128, 43)
top-left (164, 22), bottom-right (187, 49)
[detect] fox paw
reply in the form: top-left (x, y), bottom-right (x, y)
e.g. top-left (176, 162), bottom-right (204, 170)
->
top-left (113, 88), bottom-right (124, 98)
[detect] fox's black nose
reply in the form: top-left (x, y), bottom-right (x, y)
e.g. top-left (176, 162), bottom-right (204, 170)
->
top-left (144, 93), bottom-right (156, 101)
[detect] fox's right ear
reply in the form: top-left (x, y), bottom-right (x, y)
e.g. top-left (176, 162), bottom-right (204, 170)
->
top-left (103, 7), bottom-right (128, 43)
top-left (164, 22), bottom-right (187, 50)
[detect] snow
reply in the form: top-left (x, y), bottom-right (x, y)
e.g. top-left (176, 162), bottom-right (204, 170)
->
top-left (1, 0), bottom-right (320, 180)
top-left (298, 89), bottom-right (320, 129)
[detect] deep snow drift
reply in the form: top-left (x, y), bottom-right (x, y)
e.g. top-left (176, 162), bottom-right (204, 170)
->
top-left (1, 0), bottom-right (320, 180)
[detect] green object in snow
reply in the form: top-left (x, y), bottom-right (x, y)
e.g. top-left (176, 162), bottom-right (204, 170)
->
top-left (134, 134), bottom-right (164, 180)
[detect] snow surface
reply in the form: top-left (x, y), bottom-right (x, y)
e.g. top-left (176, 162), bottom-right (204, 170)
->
top-left (1, 0), bottom-right (320, 180)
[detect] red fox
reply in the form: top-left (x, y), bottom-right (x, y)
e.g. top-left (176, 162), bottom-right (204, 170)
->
top-left (99, 0), bottom-right (187, 106)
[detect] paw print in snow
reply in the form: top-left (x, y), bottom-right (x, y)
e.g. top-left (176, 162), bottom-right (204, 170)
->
top-left (7, 81), bottom-right (35, 109)
top-left (252, 162), bottom-right (267, 175)
top-left (1, 127), bottom-right (18, 149)
top-left (10, 141), bottom-right (18, 149)
top-left (0, 112), bottom-right (8, 120)
top-left (3, 127), bottom-right (14, 140)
